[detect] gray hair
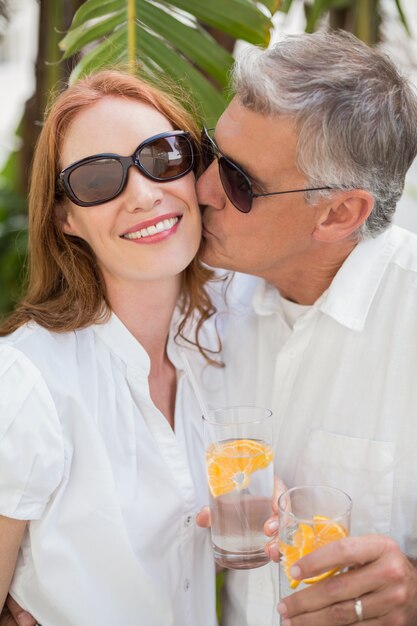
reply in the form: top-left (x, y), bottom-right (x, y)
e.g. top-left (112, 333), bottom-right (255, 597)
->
top-left (232, 30), bottom-right (417, 239)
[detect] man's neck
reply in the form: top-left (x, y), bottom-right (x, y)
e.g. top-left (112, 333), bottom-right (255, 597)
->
top-left (265, 239), bottom-right (358, 305)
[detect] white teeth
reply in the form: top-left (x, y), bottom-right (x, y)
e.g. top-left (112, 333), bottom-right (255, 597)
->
top-left (124, 217), bottom-right (179, 239)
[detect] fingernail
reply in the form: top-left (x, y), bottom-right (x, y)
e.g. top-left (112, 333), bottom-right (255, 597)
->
top-left (290, 564), bottom-right (301, 579)
top-left (267, 541), bottom-right (280, 561)
top-left (277, 602), bottom-right (287, 616)
top-left (17, 612), bottom-right (34, 626)
top-left (267, 519), bottom-right (279, 533)
top-left (281, 620), bottom-right (291, 626)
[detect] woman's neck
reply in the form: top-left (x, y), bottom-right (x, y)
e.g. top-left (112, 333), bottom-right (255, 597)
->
top-left (106, 275), bottom-right (181, 428)
top-left (106, 275), bottom-right (181, 367)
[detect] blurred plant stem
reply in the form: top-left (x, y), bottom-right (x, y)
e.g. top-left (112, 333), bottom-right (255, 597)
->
top-left (0, 0), bottom-right (83, 316)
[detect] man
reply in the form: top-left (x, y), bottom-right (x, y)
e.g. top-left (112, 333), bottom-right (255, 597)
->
top-left (3, 29), bottom-right (417, 626)
top-left (197, 30), bottom-right (417, 626)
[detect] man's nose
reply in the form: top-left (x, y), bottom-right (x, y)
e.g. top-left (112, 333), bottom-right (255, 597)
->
top-left (196, 161), bottom-right (225, 210)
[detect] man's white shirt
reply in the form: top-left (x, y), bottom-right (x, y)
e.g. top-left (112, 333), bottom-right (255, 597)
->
top-left (220, 225), bottom-right (417, 626)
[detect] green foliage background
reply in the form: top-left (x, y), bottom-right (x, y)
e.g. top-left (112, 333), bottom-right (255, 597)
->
top-left (0, 0), bottom-right (411, 322)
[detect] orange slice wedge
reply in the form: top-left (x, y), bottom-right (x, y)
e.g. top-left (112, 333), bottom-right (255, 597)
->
top-left (206, 439), bottom-right (273, 497)
top-left (280, 515), bottom-right (348, 587)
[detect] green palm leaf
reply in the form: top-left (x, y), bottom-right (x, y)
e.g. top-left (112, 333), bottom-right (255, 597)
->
top-left (60, 0), bottom-right (277, 123)
top-left (67, 29), bottom-right (128, 83)
top-left (60, 11), bottom-right (125, 57)
top-left (394, 0), bottom-right (411, 35)
top-left (262, 0), bottom-right (282, 12)
top-left (160, 0), bottom-right (273, 44)
top-left (278, 0), bottom-right (410, 37)
top-left (70, 0), bottom-right (124, 28)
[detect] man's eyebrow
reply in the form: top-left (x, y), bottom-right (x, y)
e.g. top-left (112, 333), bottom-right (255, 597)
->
top-left (244, 169), bottom-right (268, 191)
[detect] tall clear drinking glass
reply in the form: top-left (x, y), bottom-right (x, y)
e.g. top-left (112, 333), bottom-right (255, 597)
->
top-left (278, 485), bottom-right (352, 604)
top-left (203, 406), bottom-right (274, 569)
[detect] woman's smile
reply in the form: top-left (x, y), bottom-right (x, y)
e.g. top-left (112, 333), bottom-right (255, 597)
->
top-left (120, 212), bottom-right (182, 243)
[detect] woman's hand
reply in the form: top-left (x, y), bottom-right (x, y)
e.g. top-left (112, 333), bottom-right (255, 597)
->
top-left (195, 506), bottom-right (211, 528)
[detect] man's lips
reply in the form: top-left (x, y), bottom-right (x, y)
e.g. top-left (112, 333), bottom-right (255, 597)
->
top-left (202, 223), bottom-right (217, 238)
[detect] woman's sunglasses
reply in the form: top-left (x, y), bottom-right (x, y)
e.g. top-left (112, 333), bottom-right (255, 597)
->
top-left (201, 127), bottom-right (332, 214)
top-left (58, 130), bottom-right (195, 207)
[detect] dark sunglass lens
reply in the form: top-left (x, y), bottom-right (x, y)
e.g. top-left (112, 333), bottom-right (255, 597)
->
top-left (201, 130), bottom-right (216, 168)
top-left (68, 159), bottom-right (124, 204)
top-left (219, 158), bottom-right (252, 213)
top-left (138, 135), bottom-right (193, 180)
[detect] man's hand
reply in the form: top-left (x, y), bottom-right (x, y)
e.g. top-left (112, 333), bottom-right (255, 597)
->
top-left (0, 596), bottom-right (36, 626)
top-left (267, 533), bottom-right (417, 625)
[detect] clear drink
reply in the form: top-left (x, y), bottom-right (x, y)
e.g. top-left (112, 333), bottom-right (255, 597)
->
top-left (203, 406), bottom-right (274, 570)
top-left (208, 442), bottom-right (274, 569)
top-left (279, 567), bottom-right (309, 599)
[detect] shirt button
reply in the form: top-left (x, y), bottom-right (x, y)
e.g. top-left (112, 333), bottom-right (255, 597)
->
top-left (184, 515), bottom-right (192, 527)
top-left (183, 579), bottom-right (191, 591)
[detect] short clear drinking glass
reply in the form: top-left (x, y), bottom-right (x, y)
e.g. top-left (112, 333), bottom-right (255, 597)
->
top-left (203, 406), bottom-right (274, 569)
top-left (278, 485), bottom-right (352, 603)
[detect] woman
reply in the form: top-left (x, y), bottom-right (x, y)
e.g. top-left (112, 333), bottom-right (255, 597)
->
top-left (0, 69), bottom-right (225, 626)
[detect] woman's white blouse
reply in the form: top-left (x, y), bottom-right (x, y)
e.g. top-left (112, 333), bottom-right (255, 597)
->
top-left (0, 313), bottom-right (225, 626)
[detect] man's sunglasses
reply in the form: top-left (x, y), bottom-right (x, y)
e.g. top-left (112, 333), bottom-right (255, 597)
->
top-left (58, 130), bottom-right (195, 207)
top-left (201, 127), bottom-right (332, 214)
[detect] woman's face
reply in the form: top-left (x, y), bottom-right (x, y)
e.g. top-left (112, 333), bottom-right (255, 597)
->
top-left (59, 96), bottom-right (201, 290)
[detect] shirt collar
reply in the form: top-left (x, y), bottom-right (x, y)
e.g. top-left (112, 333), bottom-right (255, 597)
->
top-left (92, 312), bottom-right (151, 374)
top-left (91, 306), bottom-right (199, 374)
top-left (318, 227), bottom-right (396, 331)
top-left (252, 226), bottom-right (397, 331)
top-left (253, 280), bottom-right (283, 316)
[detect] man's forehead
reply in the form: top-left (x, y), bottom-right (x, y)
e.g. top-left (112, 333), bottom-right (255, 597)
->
top-left (215, 98), bottom-right (297, 144)
top-left (213, 100), bottom-right (262, 163)
top-left (215, 97), bottom-right (248, 140)
top-left (214, 99), bottom-right (303, 184)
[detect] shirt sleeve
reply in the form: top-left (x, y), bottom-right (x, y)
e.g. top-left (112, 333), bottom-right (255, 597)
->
top-left (0, 344), bottom-right (65, 520)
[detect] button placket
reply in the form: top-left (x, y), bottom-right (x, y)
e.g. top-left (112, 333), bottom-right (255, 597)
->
top-left (272, 309), bottom-right (320, 433)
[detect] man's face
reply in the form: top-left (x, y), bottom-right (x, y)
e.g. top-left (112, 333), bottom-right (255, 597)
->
top-left (197, 98), bottom-right (327, 283)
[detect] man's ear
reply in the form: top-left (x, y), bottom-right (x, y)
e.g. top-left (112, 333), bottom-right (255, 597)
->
top-left (313, 190), bottom-right (374, 243)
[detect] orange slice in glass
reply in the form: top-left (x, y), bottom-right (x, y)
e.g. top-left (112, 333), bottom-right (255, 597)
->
top-left (313, 515), bottom-right (347, 546)
top-left (280, 523), bottom-right (315, 588)
top-left (280, 515), bottom-right (348, 587)
top-left (206, 439), bottom-right (273, 497)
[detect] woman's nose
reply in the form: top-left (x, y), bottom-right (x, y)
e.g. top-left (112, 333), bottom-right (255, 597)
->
top-left (123, 164), bottom-right (164, 212)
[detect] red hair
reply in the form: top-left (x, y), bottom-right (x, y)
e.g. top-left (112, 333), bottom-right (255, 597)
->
top-left (0, 70), bottom-right (220, 363)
